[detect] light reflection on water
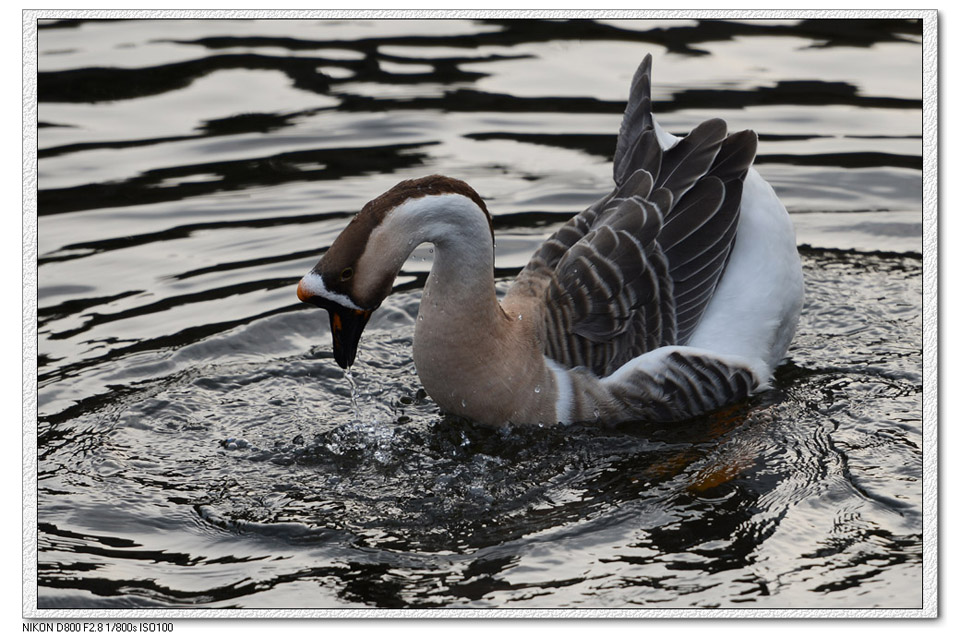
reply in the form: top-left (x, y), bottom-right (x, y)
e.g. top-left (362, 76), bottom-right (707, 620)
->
top-left (35, 17), bottom-right (923, 609)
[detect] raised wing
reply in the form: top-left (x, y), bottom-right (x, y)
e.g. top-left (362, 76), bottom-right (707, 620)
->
top-left (505, 55), bottom-right (757, 376)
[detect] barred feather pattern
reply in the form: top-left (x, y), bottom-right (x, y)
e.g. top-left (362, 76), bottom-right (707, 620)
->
top-left (562, 348), bottom-right (764, 424)
top-left (539, 195), bottom-right (676, 376)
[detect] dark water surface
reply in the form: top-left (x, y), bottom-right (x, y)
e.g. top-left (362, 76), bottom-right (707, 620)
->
top-left (35, 18), bottom-right (924, 610)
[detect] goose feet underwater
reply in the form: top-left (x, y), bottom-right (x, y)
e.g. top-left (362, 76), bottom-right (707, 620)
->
top-left (297, 54), bottom-right (804, 427)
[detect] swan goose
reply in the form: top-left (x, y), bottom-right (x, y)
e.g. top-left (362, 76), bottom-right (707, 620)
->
top-left (297, 54), bottom-right (804, 427)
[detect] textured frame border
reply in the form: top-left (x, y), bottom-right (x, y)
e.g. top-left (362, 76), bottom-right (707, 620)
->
top-left (22, 8), bottom-right (939, 620)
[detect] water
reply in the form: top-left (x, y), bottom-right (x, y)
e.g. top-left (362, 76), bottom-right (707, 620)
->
top-left (34, 17), bottom-right (924, 610)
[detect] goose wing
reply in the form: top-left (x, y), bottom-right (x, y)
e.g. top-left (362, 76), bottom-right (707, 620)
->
top-left (505, 55), bottom-right (758, 377)
top-left (533, 185), bottom-right (675, 376)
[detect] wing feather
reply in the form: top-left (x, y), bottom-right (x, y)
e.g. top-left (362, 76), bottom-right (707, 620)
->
top-left (613, 54), bottom-right (654, 185)
top-left (656, 119), bottom-right (727, 201)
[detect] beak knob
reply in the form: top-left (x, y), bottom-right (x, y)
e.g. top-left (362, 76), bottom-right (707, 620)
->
top-left (296, 278), bottom-right (311, 302)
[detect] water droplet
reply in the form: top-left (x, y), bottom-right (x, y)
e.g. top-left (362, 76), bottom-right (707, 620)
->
top-left (517, 314), bottom-right (522, 320)
top-left (593, 408), bottom-right (601, 420)
top-left (461, 398), bottom-right (467, 408)
top-left (534, 385), bottom-right (541, 394)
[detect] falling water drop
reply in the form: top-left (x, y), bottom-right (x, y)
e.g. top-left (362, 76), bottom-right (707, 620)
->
top-left (345, 368), bottom-right (361, 422)
top-left (534, 385), bottom-right (541, 394)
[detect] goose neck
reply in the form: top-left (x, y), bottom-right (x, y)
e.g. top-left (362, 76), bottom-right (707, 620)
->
top-left (383, 193), bottom-right (499, 313)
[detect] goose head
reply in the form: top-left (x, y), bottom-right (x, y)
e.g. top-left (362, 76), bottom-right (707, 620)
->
top-left (297, 174), bottom-right (492, 368)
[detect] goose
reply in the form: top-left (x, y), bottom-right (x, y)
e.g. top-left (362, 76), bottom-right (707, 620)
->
top-left (296, 54), bottom-right (804, 427)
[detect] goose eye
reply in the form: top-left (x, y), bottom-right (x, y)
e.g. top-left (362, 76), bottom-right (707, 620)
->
top-left (340, 267), bottom-right (354, 281)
